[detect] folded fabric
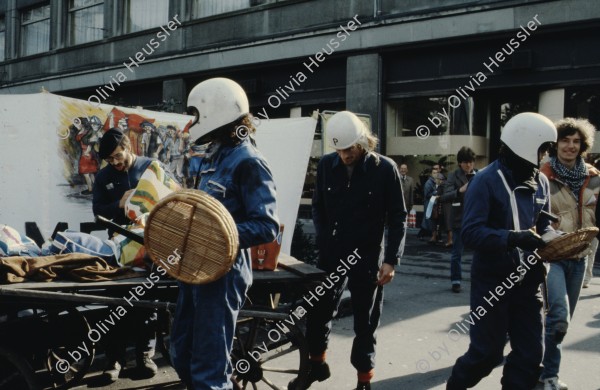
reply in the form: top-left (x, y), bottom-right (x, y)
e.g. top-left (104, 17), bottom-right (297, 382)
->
top-left (48, 230), bottom-right (118, 264)
top-left (125, 160), bottom-right (181, 223)
top-left (0, 253), bottom-right (136, 283)
top-left (0, 224), bottom-right (42, 257)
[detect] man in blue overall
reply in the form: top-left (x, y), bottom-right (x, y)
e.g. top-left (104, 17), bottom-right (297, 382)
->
top-left (446, 112), bottom-right (558, 390)
top-left (169, 78), bottom-right (279, 390)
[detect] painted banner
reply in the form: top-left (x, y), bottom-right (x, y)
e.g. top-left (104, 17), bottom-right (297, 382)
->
top-left (0, 92), bottom-right (315, 255)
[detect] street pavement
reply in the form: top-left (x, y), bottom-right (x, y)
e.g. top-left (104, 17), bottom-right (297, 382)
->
top-left (72, 229), bottom-right (600, 390)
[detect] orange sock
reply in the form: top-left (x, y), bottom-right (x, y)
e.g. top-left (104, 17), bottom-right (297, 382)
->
top-left (357, 369), bottom-right (374, 383)
top-left (309, 352), bottom-right (326, 363)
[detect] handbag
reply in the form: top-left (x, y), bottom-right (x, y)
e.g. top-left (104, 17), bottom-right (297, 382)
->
top-left (425, 196), bottom-right (438, 219)
top-left (250, 225), bottom-right (284, 271)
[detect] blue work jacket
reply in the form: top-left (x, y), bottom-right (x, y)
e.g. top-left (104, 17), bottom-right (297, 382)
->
top-left (197, 139), bottom-right (279, 250)
top-left (462, 159), bottom-right (553, 283)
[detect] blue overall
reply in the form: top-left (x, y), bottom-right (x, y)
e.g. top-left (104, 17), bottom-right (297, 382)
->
top-left (170, 139), bottom-right (279, 390)
top-left (449, 160), bottom-right (553, 390)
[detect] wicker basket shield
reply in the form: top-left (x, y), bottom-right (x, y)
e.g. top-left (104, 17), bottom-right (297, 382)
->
top-left (536, 227), bottom-right (598, 262)
top-left (144, 189), bottom-right (239, 284)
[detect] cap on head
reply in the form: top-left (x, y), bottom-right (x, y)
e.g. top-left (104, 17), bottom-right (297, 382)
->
top-left (99, 128), bottom-right (125, 159)
top-left (186, 78), bottom-right (249, 142)
top-left (500, 112), bottom-right (557, 165)
top-left (326, 111), bottom-right (368, 150)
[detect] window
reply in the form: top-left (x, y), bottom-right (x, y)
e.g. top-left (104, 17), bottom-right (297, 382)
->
top-left (126, 0), bottom-right (169, 33)
top-left (0, 17), bottom-right (5, 61)
top-left (68, 0), bottom-right (104, 45)
top-left (388, 96), bottom-right (486, 137)
top-left (21, 4), bottom-right (51, 56)
top-left (193, 0), bottom-right (250, 18)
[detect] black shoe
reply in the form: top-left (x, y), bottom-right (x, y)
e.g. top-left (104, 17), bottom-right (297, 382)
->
top-left (102, 361), bottom-right (122, 383)
top-left (288, 361), bottom-right (331, 389)
top-left (136, 354), bottom-right (158, 378)
top-left (446, 375), bottom-right (466, 390)
top-left (356, 381), bottom-right (371, 390)
top-left (452, 284), bottom-right (461, 293)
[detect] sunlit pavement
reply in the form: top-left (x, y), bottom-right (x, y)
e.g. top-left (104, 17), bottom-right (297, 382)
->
top-left (72, 229), bottom-right (600, 389)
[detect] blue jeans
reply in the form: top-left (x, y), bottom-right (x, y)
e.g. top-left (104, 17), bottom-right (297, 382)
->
top-left (170, 253), bottom-right (252, 389)
top-left (541, 257), bottom-right (587, 379)
top-left (450, 227), bottom-right (463, 284)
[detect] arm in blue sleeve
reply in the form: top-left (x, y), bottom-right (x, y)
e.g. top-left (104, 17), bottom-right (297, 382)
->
top-left (384, 163), bottom-right (407, 265)
top-left (461, 177), bottom-right (510, 251)
top-left (235, 158), bottom-right (280, 249)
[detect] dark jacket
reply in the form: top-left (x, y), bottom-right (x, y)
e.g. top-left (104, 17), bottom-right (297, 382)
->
top-left (93, 156), bottom-right (154, 227)
top-left (440, 167), bottom-right (476, 229)
top-left (312, 152), bottom-right (406, 271)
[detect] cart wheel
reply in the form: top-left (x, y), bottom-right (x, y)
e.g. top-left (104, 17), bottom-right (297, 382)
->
top-left (0, 346), bottom-right (40, 390)
top-left (43, 308), bottom-right (95, 389)
top-left (232, 313), bottom-right (309, 390)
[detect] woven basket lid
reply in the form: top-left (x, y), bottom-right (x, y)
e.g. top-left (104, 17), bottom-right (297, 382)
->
top-left (536, 227), bottom-right (598, 262)
top-left (144, 189), bottom-right (239, 284)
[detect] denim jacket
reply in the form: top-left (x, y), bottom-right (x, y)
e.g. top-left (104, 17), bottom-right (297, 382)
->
top-left (197, 139), bottom-right (279, 250)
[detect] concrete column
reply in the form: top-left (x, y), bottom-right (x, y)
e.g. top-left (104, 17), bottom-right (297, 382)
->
top-left (162, 78), bottom-right (186, 113)
top-left (538, 89), bottom-right (565, 122)
top-left (345, 53), bottom-right (383, 152)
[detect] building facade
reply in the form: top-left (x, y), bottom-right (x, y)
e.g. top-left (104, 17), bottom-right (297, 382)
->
top-left (1, 0), bottom-right (600, 198)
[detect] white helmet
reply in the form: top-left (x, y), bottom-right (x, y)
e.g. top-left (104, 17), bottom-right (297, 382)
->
top-left (187, 78), bottom-right (249, 141)
top-left (327, 111), bottom-right (368, 150)
top-left (501, 112), bottom-right (557, 165)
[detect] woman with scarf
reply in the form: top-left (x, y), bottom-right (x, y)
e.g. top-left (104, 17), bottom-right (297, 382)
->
top-left (539, 118), bottom-right (600, 390)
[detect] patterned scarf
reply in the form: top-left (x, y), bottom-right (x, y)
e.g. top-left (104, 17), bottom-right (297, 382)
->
top-left (550, 156), bottom-right (588, 198)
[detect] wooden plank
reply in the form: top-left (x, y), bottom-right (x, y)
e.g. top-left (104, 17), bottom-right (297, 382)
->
top-left (276, 253), bottom-right (324, 279)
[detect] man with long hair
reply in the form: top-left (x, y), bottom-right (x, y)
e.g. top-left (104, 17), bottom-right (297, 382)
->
top-left (288, 111), bottom-right (406, 390)
top-left (169, 78), bottom-right (279, 390)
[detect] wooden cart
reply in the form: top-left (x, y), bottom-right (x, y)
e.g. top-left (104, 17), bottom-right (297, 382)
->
top-left (0, 253), bottom-right (324, 390)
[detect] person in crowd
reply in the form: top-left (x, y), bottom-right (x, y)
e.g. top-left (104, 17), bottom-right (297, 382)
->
top-left (169, 77), bottom-right (279, 390)
top-left (431, 172), bottom-right (446, 244)
top-left (439, 146), bottom-right (477, 293)
top-left (446, 112), bottom-right (557, 390)
top-left (583, 156), bottom-right (600, 288)
top-left (288, 111), bottom-right (405, 390)
top-left (423, 164), bottom-right (440, 243)
top-left (538, 118), bottom-right (599, 390)
top-left (399, 164), bottom-right (415, 213)
top-left (92, 128), bottom-right (161, 382)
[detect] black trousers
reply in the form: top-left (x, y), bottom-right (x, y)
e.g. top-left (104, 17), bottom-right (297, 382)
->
top-left (305, 268), bottom-right (384, 373)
